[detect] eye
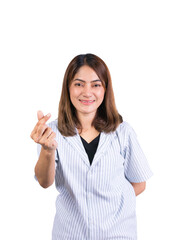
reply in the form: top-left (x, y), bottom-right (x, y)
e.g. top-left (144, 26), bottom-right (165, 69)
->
top-left (75, 83), bottom-right (83, 87)
top-left (93, 84), bottom-right (101, 87)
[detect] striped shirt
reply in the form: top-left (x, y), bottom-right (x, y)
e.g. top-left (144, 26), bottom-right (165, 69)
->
top-left (36, 120), bottom-right (153, 240)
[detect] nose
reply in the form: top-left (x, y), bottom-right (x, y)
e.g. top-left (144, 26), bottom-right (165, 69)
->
top-left (82, 84), bottom-right (92, 97)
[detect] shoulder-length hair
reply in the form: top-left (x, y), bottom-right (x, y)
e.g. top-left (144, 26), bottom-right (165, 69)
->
top-left (58, 53), bottom-right (123, 136)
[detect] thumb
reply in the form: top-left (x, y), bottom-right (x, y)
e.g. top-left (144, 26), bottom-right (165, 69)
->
top-left (37, 110), bottom-right (44, 120)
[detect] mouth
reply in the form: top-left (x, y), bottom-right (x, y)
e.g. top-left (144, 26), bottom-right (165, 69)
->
top-left (79, 99), bottom-right (95, 105)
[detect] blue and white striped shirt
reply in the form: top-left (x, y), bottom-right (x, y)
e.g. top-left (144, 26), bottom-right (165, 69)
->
top-left (36, 120), bottom-right (153, 240)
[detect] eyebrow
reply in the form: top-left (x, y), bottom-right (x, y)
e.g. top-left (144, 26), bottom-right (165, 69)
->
top-left (73, 79), bottom-right (102, 83)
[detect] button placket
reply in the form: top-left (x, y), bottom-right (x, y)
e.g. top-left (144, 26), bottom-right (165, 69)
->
top-left (86, 167), bottom-right (96, 238)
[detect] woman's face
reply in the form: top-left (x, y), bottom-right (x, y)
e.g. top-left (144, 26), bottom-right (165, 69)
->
top-left (69, 65), bottom-right (105, 119)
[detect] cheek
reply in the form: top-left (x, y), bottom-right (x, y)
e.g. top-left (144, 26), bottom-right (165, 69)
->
top-left (69, 88), bottom-right (80, 98)
top-left (69, 89), bottom-right (76, 104)
top-left (97, 89), bottom-right (105, 100)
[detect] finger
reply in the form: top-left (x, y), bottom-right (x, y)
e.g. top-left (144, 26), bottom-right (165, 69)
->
top-left (38, 127), bottom-right (54, 143)
top-left (44, 127), bottom-right (54, 139)
top-left (36, 125), bottom-right (50, 141)
top-left (30, 112), bottom-right (43, 138)
top-left (37, 110), bottom-right (44, 121)
top-left (47, 134), bottom-right (57, 148)
top-left (31, 113), bottom-right (51, 140)
top-left (39, 113), bottom-right (51, 125)
top-left (47, 131), bottom-right (56, 140)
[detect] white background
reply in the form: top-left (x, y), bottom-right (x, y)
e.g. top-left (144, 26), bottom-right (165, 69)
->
top-left (0, 0), bottom-right (187, 239)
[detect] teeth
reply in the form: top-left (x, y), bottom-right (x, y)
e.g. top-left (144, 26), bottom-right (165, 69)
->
top-left (81, 100), bottom-right (94, 102)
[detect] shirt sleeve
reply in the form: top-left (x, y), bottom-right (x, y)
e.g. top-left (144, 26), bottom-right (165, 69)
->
top-left (123, 125), bottom-right (153, 183)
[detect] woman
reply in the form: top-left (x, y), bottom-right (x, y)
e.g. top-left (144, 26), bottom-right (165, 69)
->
top-left (31, 53), bottom-right (153, 240)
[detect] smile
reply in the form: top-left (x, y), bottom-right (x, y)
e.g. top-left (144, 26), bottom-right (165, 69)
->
top-left (79, 100), bottom-right (95, 105)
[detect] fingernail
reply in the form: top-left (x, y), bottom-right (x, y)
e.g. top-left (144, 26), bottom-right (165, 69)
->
top-left (47, 113), bottom-right (51, 117)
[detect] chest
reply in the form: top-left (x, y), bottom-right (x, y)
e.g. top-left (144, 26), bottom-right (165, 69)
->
top-left (56, 138), bottom-right (127, 198)
top-left (57, 132), bottom-right (125, 178)
top-left (79, 129), bottom-right (100, 143)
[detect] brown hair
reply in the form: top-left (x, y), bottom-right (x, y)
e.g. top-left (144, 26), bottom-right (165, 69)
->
top-left (58, 53), bottom-right (123, 136)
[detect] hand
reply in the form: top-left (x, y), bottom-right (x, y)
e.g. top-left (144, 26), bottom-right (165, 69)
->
top-left (30, 110), bottom-right (58, 151)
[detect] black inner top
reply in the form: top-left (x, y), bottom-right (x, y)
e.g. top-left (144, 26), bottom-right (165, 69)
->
top-left (80, 133), bottom-right (101, 165)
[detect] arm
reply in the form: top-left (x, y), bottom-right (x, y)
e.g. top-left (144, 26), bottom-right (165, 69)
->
top-left (31, 111), bottom-right (58, 188)
top-left (34, 147), bottom-right (56, 188)
top-left (130, 182), bottom-right (146, 196)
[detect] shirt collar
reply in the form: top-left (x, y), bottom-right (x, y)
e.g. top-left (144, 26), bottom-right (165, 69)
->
top-left (63, 129), bottom-right (116, 168)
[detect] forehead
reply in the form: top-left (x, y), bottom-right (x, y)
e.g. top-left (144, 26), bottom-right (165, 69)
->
top-left (73, 65), bottom-right (99, 82)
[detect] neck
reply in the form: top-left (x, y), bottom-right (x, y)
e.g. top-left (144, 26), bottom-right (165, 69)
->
top-left (76, 112), bottom-right (96, 132)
